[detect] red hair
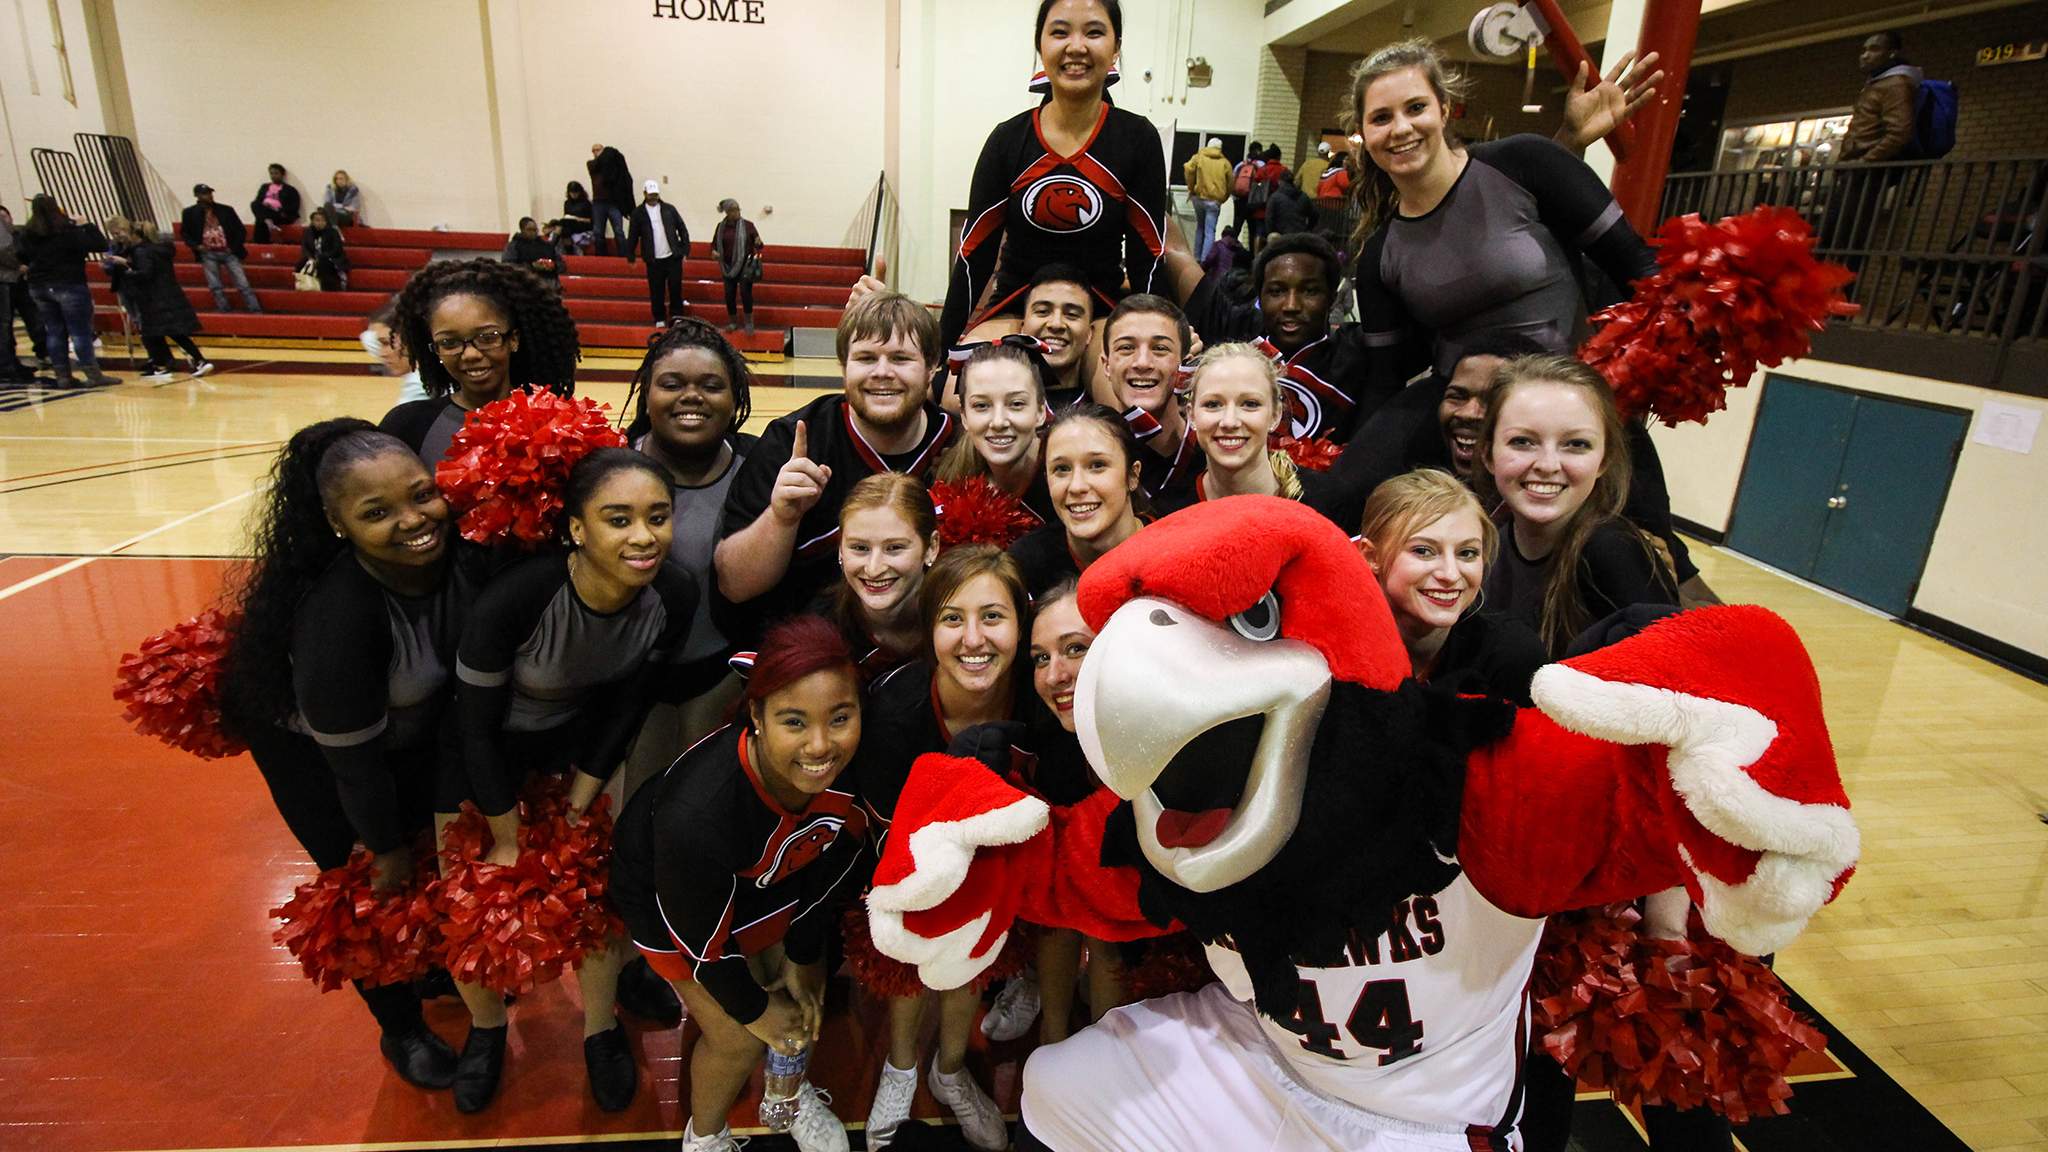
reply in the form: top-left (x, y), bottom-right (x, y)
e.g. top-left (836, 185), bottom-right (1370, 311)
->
top-left (742, 615), bottom-right (859, 709)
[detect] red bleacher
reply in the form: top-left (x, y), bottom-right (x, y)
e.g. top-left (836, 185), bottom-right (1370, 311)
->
top-left (89, 225), bottom-right (864, 354)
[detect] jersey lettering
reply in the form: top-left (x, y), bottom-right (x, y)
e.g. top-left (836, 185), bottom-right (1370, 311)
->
top-left (1285, 976), bottom-right (1427, 1066)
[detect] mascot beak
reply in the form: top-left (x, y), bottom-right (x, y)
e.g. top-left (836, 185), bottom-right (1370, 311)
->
top-left (1076, 595), bottom-right (1331, 893)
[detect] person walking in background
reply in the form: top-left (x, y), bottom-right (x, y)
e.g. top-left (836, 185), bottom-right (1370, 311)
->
top-left (1228, 140), bottom-right (1260, 241)
top-left (1297, 140), bottom-right (1331, 193)
top-left (324, 170), bottom-right (363, 227)
top-left (1249, 145), bottom-right (1289, 253)
top-left (1841, 31), bottom-right (1921, 163)
top-left (18, 194), bottom-right (117, 387)
top-left (1266, 173), bottom-right (1314, 238)
top-left (102, 216), bottom-right (143, 329)
top-left (0, 202), bottom-right (40, 382)
top-left (503, 217), bottom-right (567, 286)
top-left (587, 144), bottom-right (634, 257)
top-left (1182, 137), bottom-right (1231, 264)
top-left (711, 198), bottom-right (762, 335)
top-left (249, 163), bottom-right (301, 243)
top-left (300, 208), bottom-right (349, 291)
top-left (627, 180), bottom-right (689, 329)
top-left (113, 221), bottom-right (213, 380)
top-left (556, 182), bottom-right (595, 255)
top-left (180, 185), bottom-right (262, 313)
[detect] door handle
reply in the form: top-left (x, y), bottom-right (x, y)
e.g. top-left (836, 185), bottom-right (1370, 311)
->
top-left (1826, 495), bottom-right (1848, 509)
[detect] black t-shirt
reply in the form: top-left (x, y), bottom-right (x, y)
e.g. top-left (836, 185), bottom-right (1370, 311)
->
top-left (453, 552), bottom-right (696, 815)
top-left (1007, 522), bottom-right (1082, 600)
top-left (611, 725), bottom-right (868, 1025)
top-left (716, 393), bottom-right (955, 628)
top-left (1482, 517), bottom-right (1679, 659)
top-left (1182, 276), bottom-right (1393, 444)
top-left (941, 103), bottom-right (1168, 349)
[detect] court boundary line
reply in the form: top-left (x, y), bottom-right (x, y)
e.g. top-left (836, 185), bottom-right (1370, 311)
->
top-left (0, 488), bottom-right (258, 603)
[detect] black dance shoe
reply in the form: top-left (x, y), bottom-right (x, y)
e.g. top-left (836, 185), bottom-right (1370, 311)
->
top-left (615, 955), bottom-right (682, 1027)
top-left (379, 1026), bottom-right (457, 1089)
top-left (583, 1023), bottom-right (639, 1112)
top-left (453, 1024), bottom-right (508, 1113)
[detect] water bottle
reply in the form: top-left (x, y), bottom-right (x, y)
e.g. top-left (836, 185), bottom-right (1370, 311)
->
top-left (758, 1043), bottom-right (810, 1132)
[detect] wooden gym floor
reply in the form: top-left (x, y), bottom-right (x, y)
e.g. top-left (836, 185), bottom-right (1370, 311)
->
top-left (0, 348), bottom-right (2043, 1152)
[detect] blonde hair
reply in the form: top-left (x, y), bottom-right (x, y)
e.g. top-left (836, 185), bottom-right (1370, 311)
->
top-left (1187, 343), bottom-right (1303, 500)
top-left (132, 220), bottom-right (163, 243)
top-left (938, 342), bottom-right (1046, 482)
top-left (1361, 468), bottom-right (1498, 571)
top-left (1340, 37), bottom-right (1473, 252)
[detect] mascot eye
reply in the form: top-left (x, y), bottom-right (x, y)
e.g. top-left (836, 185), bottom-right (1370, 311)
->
top-left (1228, 591), bottom-right (1282, 642)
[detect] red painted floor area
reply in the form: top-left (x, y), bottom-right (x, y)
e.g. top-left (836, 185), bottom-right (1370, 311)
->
top-left (0, 558), bottom-right (1024, 1150)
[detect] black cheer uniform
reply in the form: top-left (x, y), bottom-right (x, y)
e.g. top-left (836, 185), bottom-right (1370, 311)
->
top-left (1182, 277), bottom-right (1394, 444)
top-left (1007, 522), bottom-right (1083, 600)
top-left (1424, 611), bottom-right (1548, 707)
top-left (716, 393), bottom-right (954, 629)
top-left (1123, 416), bottom-right (1202, 504)
top-left (941, 103), bottom-right (1168, 349)
top-left (450, 553), bottom-right (696, 815)
top-left (612, 726), bottom-right (869, 1024)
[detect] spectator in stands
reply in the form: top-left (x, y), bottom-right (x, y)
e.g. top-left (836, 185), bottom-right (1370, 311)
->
top-left (1841, 31), bottom-right (1921, 162)
top-left (587, 144), bottom-right (635, 257)
top-left (1228, 140), bottom-right (1260, 241)
top-left (1266, 174), bottom-right (1315, 237)
top-left (0, 203), bottom-right (38, 382)
top-left (300, 208), bottom-right (349, 292)
top-left (180, 185), bottom-right (262, 313)
top-left (324, 170), bottom-right (363, 227)
top-left (18, 194), bottom-right (116, 387)
top-left (1183, 137), bottom-right (1232, 264)
top-left (627, 180), bottom-right (689, 328)
top-left (249, 163), bottom-right (301, 243)
top-left (711, 198), bottom-right (763, 335)
top-left (557, 181), bottom-right (595, 255)
top-left (503, 217), bottom-right (566, 286)
top-left (360, 297), bottom-right (427, 403)
top-left (116, 221), bottom-right (213, 381)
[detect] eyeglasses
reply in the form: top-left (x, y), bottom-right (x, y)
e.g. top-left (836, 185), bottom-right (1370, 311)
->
top-left (431, 329), bottom-right (514, 356)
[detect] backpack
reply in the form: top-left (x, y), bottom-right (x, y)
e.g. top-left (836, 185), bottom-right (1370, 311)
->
top-left (1233, 161), bottom-right (1255, 199)
top-left (1247, 169), bottom-right (1272, 211)
top-left (1906, 78), bottom-right (1958, 159)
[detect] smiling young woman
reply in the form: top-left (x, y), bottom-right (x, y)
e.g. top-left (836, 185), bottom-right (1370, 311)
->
top-left (1007, 402), bottom-right (1148, 598)
top-left (936, 340), bottom-right (1056, 522)
top-left (825, 473), bottom-right (940, 682)
top-left (1174, 343), bottom-right (1324, 510)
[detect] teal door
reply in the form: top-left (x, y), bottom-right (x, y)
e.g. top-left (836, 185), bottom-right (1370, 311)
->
top-left (1729, 375), bottom-right (1968, 616)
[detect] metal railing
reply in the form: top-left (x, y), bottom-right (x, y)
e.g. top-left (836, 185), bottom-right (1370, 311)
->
top-left (846, 171), bottom-right (900, 278)
top-left (30, 133), bottom-right (179, 229)
top-left (1661, 157), bottom-right (2048, 368)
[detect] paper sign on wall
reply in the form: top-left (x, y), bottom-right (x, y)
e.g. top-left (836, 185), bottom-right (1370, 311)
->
top-left (1971, 399), bottom-right (2041, 455)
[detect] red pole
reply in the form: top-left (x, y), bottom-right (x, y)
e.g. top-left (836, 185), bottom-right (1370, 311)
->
top-left (1609, 0), bottom-right (1702, 231)
top-left (1523, 0), bottom-right (1634, 161)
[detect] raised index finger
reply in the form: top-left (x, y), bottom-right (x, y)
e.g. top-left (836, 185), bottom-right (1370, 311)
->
top-left (790, 419), bottom-right (808, 462)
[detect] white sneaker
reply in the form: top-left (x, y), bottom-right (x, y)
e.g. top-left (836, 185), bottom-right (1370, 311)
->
top-left (866, 1060), bottom-right (918, 1149)
top-left (679, 1118), bottom-right (746, 1151)
top-left (788, 1082), bottom-right (849, 1152)
top-left (189, 360), bottom-right (215, 377)
top-left (927, 1064), bottom-right (1007, 1151)
top-left (980, 971), bottom-right (1041, 1042)
top-left (139, 367), bottom-right (175, 381)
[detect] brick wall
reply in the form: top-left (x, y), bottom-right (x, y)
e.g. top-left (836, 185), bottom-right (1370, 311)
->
top-left (1724, 2), bottom-right (2048, 158)
top-left (1294, 51), bottom-right (1558, 169)
top-left (1254, 46), bottom-right (1308, 162)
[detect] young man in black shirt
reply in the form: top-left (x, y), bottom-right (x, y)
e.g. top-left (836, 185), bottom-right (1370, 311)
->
top-left (714, 292), bottom-right (955, 628)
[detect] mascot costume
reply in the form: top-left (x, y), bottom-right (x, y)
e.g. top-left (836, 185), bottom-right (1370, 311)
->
top-left (866, 497), bottom-right (1856, 1151)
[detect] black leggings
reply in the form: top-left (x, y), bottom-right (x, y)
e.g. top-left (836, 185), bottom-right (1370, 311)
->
top-left (723, 276), bottom-right (753, 315)
top-left (247, 724), bottom-right (437, 1036)
top-left (142, 333), bottom-right (202, 368)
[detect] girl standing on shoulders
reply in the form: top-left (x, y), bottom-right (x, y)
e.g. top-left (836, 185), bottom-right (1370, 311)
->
top-left (441, 449), bottom-right (695, 1115)
top-left (824, 473), bottom-right (941, 682)
top-left (380, 259), bottom-right (580, 468)
top-left (1006, 402), bottom-right (1147, 597)
top-left (220, 419), bottom-right (486, 1093)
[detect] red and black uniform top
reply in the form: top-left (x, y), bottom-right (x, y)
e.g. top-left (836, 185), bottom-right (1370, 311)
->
top-left (940, 103), bottom-right (1168, 350)
top-left (1182, 275), bottom-right (1395, 444)
top-left (611, 725), bottom-right (870, 1025)
top-left (1122, 413), bottom-right (1202, 503)
top-left (716, 392), bottom-right (955, 630)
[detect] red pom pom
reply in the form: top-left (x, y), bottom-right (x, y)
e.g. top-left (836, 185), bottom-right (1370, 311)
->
top-left (434, 389), bottom-right (628, 546)
top-left (271, 845), bottom-right (437, 991)
top-left (1533, 906), bottom-right (1828, 1123)
top-left (113, 609), bottom-right (248, 759)
top-left (431, 778), bottom-right (625, 995)
top-left (1118, 932), bottom-right (1216, 1000)
top-left (1582, 207), bottom-right (1859, 427)
top-left (842, 902), bottom-right (1032, 997)
top-left (930, 477), bottom-right (1040, 551)
top-left (1270, 435), bottom-right (1342, 473)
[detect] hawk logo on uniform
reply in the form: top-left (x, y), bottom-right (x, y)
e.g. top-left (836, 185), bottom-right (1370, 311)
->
top-left (757, 816), bottom-right (845, 887)
top-left (1279, 378), bottom-right (1323, 441)
top-left (1023, 175), bottom-right (1104, 233)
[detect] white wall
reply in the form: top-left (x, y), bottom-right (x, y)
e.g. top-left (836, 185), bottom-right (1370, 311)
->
top-left (893, 0), bottom-right (1267, 301)
top-left (0, 0), bottom-right (117, 211)
top-left (1650, 362), bottom-right (2048, 660)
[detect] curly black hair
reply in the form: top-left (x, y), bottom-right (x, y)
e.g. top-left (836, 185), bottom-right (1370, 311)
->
top-left (220, 419), bottom-right (419, 733)
top-left (1250, 232), bottom-right (1342, 295)
top-left (393, 258), bottom-right (580, 400)
top-left (621, 316), bottom-right (753, 442)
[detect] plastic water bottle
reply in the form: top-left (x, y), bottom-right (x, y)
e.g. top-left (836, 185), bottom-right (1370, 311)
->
top-left (758, 1043), bottom-right (810, 1132)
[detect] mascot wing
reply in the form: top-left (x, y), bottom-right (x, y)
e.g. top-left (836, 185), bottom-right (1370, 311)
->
top-left (866, 755), bottom-right (1161, 990)
top-left (1460, 605), bottom-right (1858, 955)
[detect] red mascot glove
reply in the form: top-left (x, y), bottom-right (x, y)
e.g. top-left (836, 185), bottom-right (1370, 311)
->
top-left (1531, 605), bottom-right (1858, 955)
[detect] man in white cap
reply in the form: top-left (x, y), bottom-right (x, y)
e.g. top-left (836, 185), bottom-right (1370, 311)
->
top-left (1296, 140), bottom-right (1332, 195)
top-left (1182, 137), bottom-right (1233, 264)
top-left (627, 178), bottom-right (690, 328)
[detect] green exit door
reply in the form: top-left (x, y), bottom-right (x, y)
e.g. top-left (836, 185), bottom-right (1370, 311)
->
top-left (1728, 375), bottom-right (1968, 616)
